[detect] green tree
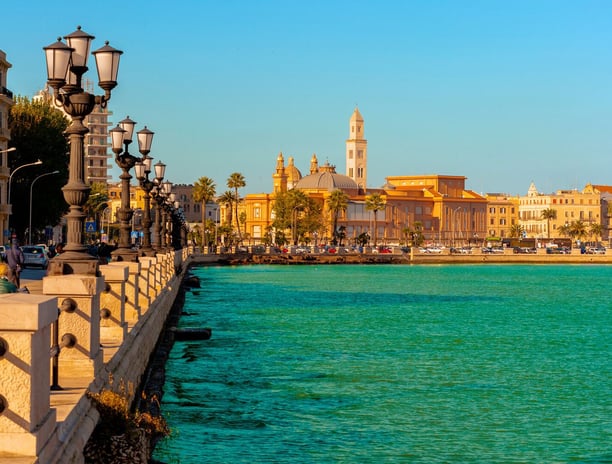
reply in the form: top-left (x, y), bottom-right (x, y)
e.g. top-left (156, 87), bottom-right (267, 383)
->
top-left (588, 222), bottom-right (603, 245)
top-left (411, 221), bottom-right (425, 247)
top-left (540, 208), bottom-right (557, 238)
top-left (569, 220), bottom-right (587, 243)
top-left (218, 190), bottom-right (236, 229)
top-left (558, 223), bottom-right (571, 238)
top-left (510, 223), bottom-right (525, 239)
top-left (8, 96), bottom-right (69, 242)
top-left (365, 193), bottom-right (386, 246)
top-left (272, 189), bottom-right (322, 245)
top-left (192, 176), bottom-right (217, 248)
top-left (83, 182), bottom-right (109, 241)
top-left (327, 189), bottom-right (349, 245)
top-left (227, 172), bottom-right (246, 244)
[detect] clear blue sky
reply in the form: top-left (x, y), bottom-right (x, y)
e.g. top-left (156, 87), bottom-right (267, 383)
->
top-left (3, 0), bottom-right (612, 196)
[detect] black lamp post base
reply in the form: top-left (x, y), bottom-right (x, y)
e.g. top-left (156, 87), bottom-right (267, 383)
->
top-left (48, 254), bottom-right (99, 276)
top-left (110, 249), bottom-right (139, 262)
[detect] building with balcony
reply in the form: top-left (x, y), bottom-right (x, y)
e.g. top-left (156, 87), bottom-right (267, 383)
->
top-left (84, 80), bottom-right (113, 184)
top-left (519, 182), bottom-right (610, 245)
top-left (0, 50), bottom-right (13, 240)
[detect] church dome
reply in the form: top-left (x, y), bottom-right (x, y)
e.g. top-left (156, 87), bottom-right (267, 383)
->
top-left (295, 161), bottom-right (359, 193)
top-left (286, 156), bottom-right (302, 189)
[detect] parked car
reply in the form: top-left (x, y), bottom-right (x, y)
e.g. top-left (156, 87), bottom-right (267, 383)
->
top-left (513, 247), bottom-right (537, 254)
top-left (546, 246), bottom-right (571, 254)
top-left (586, 246), bottom-right (606, 254)
top-left (21, 245), bottom-right (49, 269)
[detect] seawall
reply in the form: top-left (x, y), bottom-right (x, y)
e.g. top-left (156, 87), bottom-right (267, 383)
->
top-left (0, 248), bottom-right (194, 464)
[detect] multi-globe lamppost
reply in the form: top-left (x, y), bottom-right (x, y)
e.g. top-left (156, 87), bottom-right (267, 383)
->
top-left (109, 118), bottom-right (154, 262)
top-left (149, 161), bottom-right (166, 252)
top-left (43, 26), bottom-right (122, 275)
top-left (134, 157), bottom-right (166, 257)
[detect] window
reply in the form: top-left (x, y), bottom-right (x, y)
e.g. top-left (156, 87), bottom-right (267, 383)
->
top-left (489, 207), bottom-right (496, 214)
top-left (348, 168), bottom-right (353, 177)
top-left (348, 150), bottom-right (353, 159)
top-left (254, 207), bottom-right (260, 218)
top-left (500, 219), bottom-right (506, 225)
top-left (357, 150), bottom-right (363, 159)
top-left (357, 167), bottom-right (363, 178)
top-left (500, 207), bottom-right (506, 214)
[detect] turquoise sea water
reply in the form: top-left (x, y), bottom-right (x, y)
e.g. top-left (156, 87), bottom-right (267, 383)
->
top-left (153, 264), bottom-right (611, 463)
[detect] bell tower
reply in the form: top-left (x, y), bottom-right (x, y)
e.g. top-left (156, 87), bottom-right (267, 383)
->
top-left (346, 107), bottom-right (367, 189)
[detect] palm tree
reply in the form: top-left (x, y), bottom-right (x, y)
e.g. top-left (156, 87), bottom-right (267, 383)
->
top-left (569, 220), bottom-right (587, 244)
top-left (218, 190), bottom-right (236, 243)
top-left (227, 172), bottom-right (246, 244)
top-left (192, 176), bottom-right (216, 248)
top-left (588, 222), bottom-right (603, 246)
top-left (540, 208), bottom-right (557, 238)
top-left (365, 193), bottom-right (386, 246)
top-left (327, 189), bottom-right (349, 245)
top-left (286, 189), bottom-right (309, 245)
top-left (509, 223), bottom-right (525, 239)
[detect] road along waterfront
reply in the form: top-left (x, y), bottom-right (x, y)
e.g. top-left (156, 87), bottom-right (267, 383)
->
top-left (153, 264), bottom-right (611, 463)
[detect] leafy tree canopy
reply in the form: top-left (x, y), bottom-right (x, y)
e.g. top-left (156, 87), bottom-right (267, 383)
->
top-left (8, 96), bottom-right (69, 242)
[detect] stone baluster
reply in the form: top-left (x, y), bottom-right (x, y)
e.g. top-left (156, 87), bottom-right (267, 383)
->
top-left (99, 264), bottom-right (129, 343)
top-left (0, 294), bottom-right (59, 460)
top-left (43, 275), bottom-right (105, 379)
top-left (109, 261), bottom-right (141, 328)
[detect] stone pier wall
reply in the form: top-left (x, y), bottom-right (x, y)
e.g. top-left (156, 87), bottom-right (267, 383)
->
top-left (0, 248), bottom-right (195, 464)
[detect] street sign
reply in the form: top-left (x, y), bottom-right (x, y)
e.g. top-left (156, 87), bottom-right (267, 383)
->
top-left (85, 221), bottom-right (96, 233)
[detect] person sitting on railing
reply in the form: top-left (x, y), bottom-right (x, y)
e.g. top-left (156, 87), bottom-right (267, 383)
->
top-left (0, 262), bottom-right (17, 293)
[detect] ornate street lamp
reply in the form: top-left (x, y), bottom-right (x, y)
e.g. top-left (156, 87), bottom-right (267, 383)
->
top-left (110, 118), bottom-right (153, 261)
top-left (43, 26), bottom-right (122, 275)
top-left (134, 141), bottom-right (156, 256)
top-left (150, 161), bottom-right (166, 252)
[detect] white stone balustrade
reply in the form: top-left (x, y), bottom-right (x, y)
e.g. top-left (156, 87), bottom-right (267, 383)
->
top-left (43, 275), bottom-right (106, 380)
top-left (0, 294), bottom-right (59, 460)
top-left (99, 264), bottom-right (129, 342)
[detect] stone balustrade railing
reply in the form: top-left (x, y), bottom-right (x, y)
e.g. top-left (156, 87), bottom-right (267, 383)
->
top-left (0, 247), bottom-right (194, 463)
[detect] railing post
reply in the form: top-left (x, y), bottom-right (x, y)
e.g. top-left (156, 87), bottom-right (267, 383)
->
top-left (0, 294), bottom-right (59, 459)
top-left (99, 264), bottom-right (129, 342)
top-left (42, 274), bottom-right (106, 379)
top-left (109, 261), bottom-right (141, 327)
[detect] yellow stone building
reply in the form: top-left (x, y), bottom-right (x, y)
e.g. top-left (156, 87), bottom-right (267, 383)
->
top-left (484, 193), bottom-right (520, 240)
top-left (519, 182), bottom-right (611, 243)
top-left (239, 108), bottom-right (488, 246)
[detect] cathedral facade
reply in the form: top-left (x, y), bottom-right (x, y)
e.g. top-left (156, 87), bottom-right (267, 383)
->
top-left (238, 108), bottom-right (488, 246)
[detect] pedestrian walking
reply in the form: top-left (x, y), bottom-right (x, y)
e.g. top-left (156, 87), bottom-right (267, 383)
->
top-left (6, 239), bottom-right (24, 288)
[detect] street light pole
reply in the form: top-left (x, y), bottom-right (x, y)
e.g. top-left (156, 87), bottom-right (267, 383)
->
top-left (7, 160), bottom-right (43, 236)
top-left (110, 120), bottom-right (154, 261)
top-left (43, 26), bottom-right (122, 275)
top-left (29, 171), bottom-right (59, 244)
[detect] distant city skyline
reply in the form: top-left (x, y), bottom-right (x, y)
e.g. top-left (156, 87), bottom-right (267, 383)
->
top-left (2, 0), bottom-right (612, 195)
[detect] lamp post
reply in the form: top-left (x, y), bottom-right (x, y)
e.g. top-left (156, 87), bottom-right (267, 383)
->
top-left (43, 26), bottom-right (122, 274)
top-left (150, 161), bottom-right (166, 252)
top-left (29, 171), bottom-right (59, 244)
top-left (109, 119), bottom-right (153, 261)
top-left (8, 160), bottom-right (43, 236)
top-left (134, 137), bottom-right (157, 257)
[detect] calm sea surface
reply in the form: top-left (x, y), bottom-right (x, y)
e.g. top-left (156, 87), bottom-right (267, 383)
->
top-left (153, 264), bottom-right (611, 463)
